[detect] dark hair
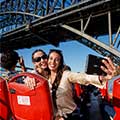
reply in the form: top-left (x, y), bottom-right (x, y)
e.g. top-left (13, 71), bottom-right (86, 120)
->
top-left (1, 50), bottom-right (19, 70)
top-left (32, 49), bottom-right (47, 62)
top-left (48, 49), bottom-right (70, 108)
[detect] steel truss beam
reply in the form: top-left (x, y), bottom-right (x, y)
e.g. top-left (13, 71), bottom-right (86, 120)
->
top-left (61, 24), bottom-right (120, 64)
top-left (0, 0), bottom-right (120, 65)
top-left (0, 0), bottom-right (91, 33)
top-left (60, 9), bottom-right (120, 64)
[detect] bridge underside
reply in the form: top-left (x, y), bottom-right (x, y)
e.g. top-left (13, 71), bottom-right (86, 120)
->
top-left (0, 0), bottom-right (120, 65)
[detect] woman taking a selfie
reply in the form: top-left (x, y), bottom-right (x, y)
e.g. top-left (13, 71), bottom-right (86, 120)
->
top-left (47, 49), bottom-right (116, 120)
top-left (25, 49), bottom-right (116, 120)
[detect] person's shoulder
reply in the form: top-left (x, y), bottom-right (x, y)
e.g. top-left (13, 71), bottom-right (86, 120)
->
top-left (0, 70), bottom-right (18, 81)
top-left (63, 70), bottom-right (71, 76)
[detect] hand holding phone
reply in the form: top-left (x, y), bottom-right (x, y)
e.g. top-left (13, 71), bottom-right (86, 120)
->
top-left (85, 54), bottom-right (107, 76)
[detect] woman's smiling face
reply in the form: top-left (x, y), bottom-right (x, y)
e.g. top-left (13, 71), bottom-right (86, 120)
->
top-left (33, 51), bottom-right (48, 70)
top-left (48, 52), bottom-right (61, 72)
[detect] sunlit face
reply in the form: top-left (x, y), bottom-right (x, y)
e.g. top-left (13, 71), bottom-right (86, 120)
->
top-left (48, 52), bottom-right (61, 72)
top-left (32, 51), bottom-right (48, 70)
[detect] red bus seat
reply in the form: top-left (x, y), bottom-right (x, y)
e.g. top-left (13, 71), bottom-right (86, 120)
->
top-left (74, 83), bottom-right (83, 98)
top-left (99, 86), bottom-right (107, 99)
top-left (8, 72), bottom-right (53, 120)
top-left (0, 77), bottom-right (11, 120)
top-left (112, 76), bottom-right (120, 120)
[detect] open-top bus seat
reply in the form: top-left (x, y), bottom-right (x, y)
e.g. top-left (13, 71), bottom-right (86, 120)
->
top-left (8, 72), bottom-right (53, 120)
top-left (0, 77), bottom-right (11, 120)
top-left (112, 76), bottom-right (120, 120)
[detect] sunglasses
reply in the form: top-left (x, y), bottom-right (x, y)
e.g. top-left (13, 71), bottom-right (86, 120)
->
top-left (33, 54), bottom-right (47, 62)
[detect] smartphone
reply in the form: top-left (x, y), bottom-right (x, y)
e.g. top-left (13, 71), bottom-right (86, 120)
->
top-left (85, 54), bottom-right (107, 76)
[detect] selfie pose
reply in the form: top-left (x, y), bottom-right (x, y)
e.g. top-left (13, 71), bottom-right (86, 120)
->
top-left (47, 49), bottom-right (116, 120)
top-left (25, 49), bottom-right (116, 120)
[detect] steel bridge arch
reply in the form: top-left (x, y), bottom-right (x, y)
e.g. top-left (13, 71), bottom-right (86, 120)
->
top-left (0, 0), bottom-right (120, 65)
top-left (0, 0), bottom-right (92, 33)
top-left (0, 11), bottom-right (42, 18)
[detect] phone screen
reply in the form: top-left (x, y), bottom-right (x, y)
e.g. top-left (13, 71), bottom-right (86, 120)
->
top-left (85, 54), bottom-right (107, 76)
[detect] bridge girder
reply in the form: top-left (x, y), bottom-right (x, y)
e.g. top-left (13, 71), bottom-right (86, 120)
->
top-left (0, 0), bottom-right (120, 65)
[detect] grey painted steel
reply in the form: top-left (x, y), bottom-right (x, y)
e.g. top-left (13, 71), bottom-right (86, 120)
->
top-left (61, 24), bottom-right (120, 57)
top-left (0, 0), bottom-right (119, 65)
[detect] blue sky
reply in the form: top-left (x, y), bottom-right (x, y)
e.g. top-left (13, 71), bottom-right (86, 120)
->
top-left (1, 0), bottom-right (119, 72)
top-left (17, 40), bottom-right (102, 72)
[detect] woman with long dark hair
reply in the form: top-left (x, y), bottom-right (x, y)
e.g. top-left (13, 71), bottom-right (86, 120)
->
top-left (47, 49), bottom-right (116, 120)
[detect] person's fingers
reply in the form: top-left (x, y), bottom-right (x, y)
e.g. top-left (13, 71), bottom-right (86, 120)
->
top-left (101, 57), bottom-right (116, 76)
top-left (32, 78), bottom-right (36, 87)
top-left (105, 57), bottom-right (116, 71)
top-left (29, 78), bottom-right (36, 89)
top-left (100, 57), bottom-right (117, 81)
top-left (100, 59), bottom-right (110, 74)
top-left (27, 78), bottom-right (32, 89)
top-left (24, 77), bottom-right (36, 89)
top-left (102, 66), bottom-right (112, 75)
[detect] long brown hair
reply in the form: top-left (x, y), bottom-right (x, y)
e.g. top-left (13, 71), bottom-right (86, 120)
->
top-left (48, 49), bottom-right (71, 108)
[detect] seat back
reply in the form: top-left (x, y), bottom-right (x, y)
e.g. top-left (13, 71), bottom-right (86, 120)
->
top-left (0, 77), bottom-right (11, 120)
top-left (112, 76), bottom-right (120, 120)
top-left (8, 72), bottom-right (53, 120)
